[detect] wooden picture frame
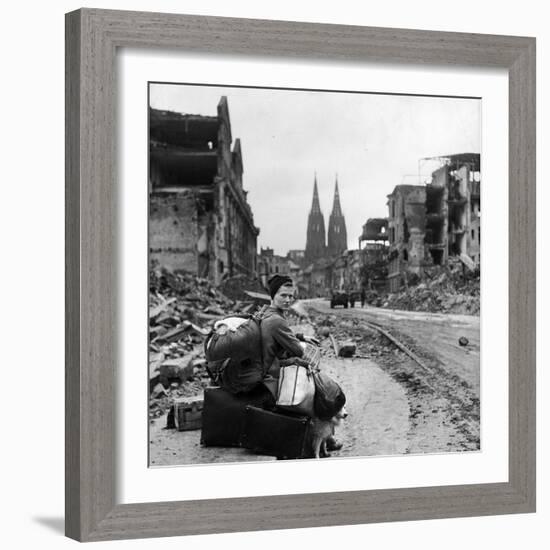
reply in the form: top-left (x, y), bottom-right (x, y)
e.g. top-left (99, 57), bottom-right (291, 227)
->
top-left (65, 8), bottom-right (536, 542)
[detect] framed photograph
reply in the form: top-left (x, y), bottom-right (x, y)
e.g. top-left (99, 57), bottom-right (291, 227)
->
top-left (65, 8), bottom-right (535, 542)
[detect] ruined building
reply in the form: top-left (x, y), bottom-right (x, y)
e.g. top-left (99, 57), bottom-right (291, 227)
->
top-left (328, 250), bottom-right (363, 292)
top-left (257, 247), bottom-right (293, 288)
top-left (287, 249), bottom-right (306, 268)
top-left (358, 218), bottom-right (389, 291)
top-left (327, 177), bottom-right (348, 257)
top-left (305, 175), bottom-right (327, 262)
top-left (302, 258), bottom-right (332, 298)
top-left (425, 153), bottom-right (481, 266)
top-left (359, 218), bottom-right (388, 249)
top-left (386, 185), bottom-right (427, 292)
top-left (386, 153), bottom-right (481, 292)
top-left (149, 97), bottom-right (259, 284)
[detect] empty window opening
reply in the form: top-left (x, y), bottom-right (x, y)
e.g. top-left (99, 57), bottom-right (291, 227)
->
top-left (430, 249), bottom-right (444, 265)
top-left (426, 186), bottom-right (445, 214)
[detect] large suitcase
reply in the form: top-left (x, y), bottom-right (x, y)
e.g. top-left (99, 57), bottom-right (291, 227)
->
top-left (200, 385), bottom-right (275, 447)
top-left (241, 406), bottom-right (313, 459)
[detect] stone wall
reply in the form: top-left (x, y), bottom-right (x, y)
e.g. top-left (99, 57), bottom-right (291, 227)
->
top-left (149, 191), bottom-right (198, 272)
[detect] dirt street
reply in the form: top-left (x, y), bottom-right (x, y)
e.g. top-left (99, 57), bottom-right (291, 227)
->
top-left (308, 299), bottom-right (480, 391)
top-left (149, 300), bottom-right (480, 466)
top-left (149, 352), bottom-right (409, 465)
top-left (305, 299), bottom-right (480, 454)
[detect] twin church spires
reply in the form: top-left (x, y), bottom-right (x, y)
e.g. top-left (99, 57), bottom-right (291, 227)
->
top-left (305, 173), bottom-right (347, 262)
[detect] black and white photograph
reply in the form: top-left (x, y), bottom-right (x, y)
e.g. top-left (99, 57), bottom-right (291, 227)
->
top-left (148, 82), bottom-right (481, 466)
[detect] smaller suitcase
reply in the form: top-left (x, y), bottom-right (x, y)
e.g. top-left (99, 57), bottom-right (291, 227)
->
top-left (173, 395), bottom-right (203, 431)
top-left (200, 385), bottom-right (275, 447)
top-left (241, 406), bottom-right (312, 459)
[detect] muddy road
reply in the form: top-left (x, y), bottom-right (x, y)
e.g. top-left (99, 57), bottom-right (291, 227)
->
top-left (149, 344), bottom-right (410, 466)
top-left (307, 299), bottom-right (480, 390)
top-left (149, 300), bottom-right (480, 466)
top-left (305, 299), bottom-right (480, 455)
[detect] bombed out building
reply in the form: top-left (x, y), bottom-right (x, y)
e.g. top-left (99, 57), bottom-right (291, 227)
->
top-left (257, 247), bottom-right (300, 288)
top-left (358, 218), bottom-right (389, 291)
top-left (386, 185), bottom-right (427, 291)
top-left (425, 153), bottom-right (481, 266)
top-left (386, 153), bottom-right (481, 292)
top-left (287, 249), bottom-right (306, 268)
top-left (149, 97), bottom-right (259, 284)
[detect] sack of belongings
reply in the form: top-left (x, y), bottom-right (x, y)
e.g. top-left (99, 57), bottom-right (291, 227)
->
top-left (276, 365), bottom-right (315, 416)
top-left (204, 307), bottom-right (266, 394)
top-left (312, 371), bottom-right (346, 420)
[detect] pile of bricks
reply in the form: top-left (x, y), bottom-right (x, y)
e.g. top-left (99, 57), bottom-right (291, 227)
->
top-left (148, 264), bottom-right (268, 419)
top-left (367, 266), bottom-right (480, 315)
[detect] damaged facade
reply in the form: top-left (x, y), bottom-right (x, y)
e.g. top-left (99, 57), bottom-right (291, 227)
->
top-left (359, 218), bottom-right (389, 291)
top-left (329, 250), bottom-right (363, 292)
top-left (149, 97), bottom-right (259, 284)
top-left (386, 185), bottom-right (427, 292)
top-left (425, 153), bottom-right (481, 266)
top-left (301, 258), bottom-right (332, 298)
top-left (287, 249), bottom-right (306, 268)
top-left (257, 247), bottom-right (300, 288)
top-left (386, 153), bottom-right (481, 292)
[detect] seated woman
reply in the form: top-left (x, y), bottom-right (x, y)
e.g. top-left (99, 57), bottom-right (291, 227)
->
top-left (261, 274), bottom-right (342, 451)
top-left (261, 274), bottom-right (316, 381)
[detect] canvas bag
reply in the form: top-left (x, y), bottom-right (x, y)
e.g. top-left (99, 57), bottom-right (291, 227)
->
top-left (276, 365), bottom-right (315, 416)
top-left (204, 308), bottom-right (266, 394)
top-left (312, 371), bottom-right (346, 420)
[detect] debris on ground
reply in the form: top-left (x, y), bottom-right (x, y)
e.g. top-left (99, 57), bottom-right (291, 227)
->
top-left (365, 262), bottom-right (480, 315)
top-left (308, 309), bottom-right (479, 452)
top-left (148, 262), bottom-right (268, 420)
top-left (217, 274), bottom-right (267, 301)
top-left (338, 340), bottom-right (357, 358)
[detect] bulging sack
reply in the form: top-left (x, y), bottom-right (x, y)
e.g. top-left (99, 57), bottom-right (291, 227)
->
top-left (204, 315), bottom-right (264, 394)
top-left (313, 371), bottom-right (346, 420)
top-left (276, 365), bottom-right (315, 416)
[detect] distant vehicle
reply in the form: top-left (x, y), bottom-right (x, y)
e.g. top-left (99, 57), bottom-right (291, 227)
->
top-left (330, 290), bottom-right (349, 308)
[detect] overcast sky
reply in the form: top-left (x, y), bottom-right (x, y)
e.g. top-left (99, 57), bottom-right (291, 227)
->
top-left (150, 83), bottom-right (480, 256)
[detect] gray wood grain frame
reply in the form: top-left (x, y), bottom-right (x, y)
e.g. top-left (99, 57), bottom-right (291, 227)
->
top-left (65, 8), bottom-right (536, 542)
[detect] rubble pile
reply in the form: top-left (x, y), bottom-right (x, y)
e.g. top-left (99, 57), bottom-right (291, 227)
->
top-left (217, 274), bottom-right (267, 302)
top-left (367, 265), bottom-right (480, 315)
top-left (150, 265), bottom-right (234, 316)
top-left (149, 264), bottom-right (264, 420)
top-left (312, 315), bottom-right (396, 361)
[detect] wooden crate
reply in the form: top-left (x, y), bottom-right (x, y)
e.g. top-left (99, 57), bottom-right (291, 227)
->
top-left (173, 395), bottom-right (203, 431)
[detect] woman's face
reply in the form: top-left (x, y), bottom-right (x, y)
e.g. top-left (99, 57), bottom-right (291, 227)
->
top-left (272, 284), bottom-right (296, 310)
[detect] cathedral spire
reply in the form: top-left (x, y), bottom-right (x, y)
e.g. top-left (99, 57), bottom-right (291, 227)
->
top-left (311, 173), bottom-right (321, 214)
top-left (327, 175), bottom-right (347, 257)
top-left (305, 172), bottom-right (326, 262)
top-left (331, 175), bottom-right (343, 217)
